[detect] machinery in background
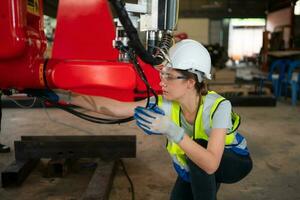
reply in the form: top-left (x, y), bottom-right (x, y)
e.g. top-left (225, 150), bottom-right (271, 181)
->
top-left (205, 44), bottom-right (228, 69)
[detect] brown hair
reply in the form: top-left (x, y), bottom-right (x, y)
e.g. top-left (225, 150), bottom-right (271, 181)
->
top-left (176, 69), bottom-right (208, 96)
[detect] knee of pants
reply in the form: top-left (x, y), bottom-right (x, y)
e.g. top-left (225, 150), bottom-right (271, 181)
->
top-left (186, 157), bottom-right (216, 190)
top-left (216, 151), bottom-right (253, 183)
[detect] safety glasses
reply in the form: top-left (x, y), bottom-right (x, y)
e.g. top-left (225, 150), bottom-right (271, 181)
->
top-left (159, 71), bottom-right (186, 81)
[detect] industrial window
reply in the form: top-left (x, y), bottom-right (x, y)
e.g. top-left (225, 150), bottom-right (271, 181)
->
top-left (228, 19), bottom-right (265, 62)
top-left (295, 0), bottom-right (300, 15)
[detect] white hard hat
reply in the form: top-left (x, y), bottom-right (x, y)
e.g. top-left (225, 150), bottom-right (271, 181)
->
top-left (166, 39), bottom-right (211, 81)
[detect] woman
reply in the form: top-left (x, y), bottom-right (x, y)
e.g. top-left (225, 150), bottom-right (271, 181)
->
top-left (58, 39), bottom-right (252, 200)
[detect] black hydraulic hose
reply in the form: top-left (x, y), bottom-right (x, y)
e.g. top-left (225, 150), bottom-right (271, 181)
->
top-left (109, 0), bottom-right (163, 66)
top-left (23, 89), bottom-right (134, 124)
top-left (39, 96), bottom-right (134, 124)
top-left (128, 49), bottom-right (158, 107)
top-left (116, 41), bottom-right (158, 107)
top-left (119, 159), bottom-right (135, 200)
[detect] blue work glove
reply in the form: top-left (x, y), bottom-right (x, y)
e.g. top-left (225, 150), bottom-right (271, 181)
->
top-left (146, 103), bottom-right (165, 115)
top-left (134, 103), bottom-right (164, 135)
top-left (134, 105), bottom-right (185, 143)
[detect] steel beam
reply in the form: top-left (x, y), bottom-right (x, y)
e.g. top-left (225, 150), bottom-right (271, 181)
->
top-left (228, 95), bottom-right (277, 107)
top-left (46, 158), bottom-right (76, 177)
top-left (1, 159), bottom-right (39, 187)
top-left (2, 135), bottom-right (135, 187)
top-left (81, 159), bottom-right (117, 200)
top-left (15, 136), bottom-right (136, 161)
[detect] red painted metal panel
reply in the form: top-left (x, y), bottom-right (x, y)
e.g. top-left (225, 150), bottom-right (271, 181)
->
top-left (0, 0), bottom-right (26, 58)
top-left (134, 60), bottom-right (162, 98)
top-left (74, 87), bottom-right (136, 102)
top-left (0, 52), bottom-right (44, 90)
top-left (46, 60), bottom-right (136, 90)
top-left (45, 59), bottom-right (137, 101)
top-left (0, 0), bottom-right (46, 90)
top-left (52, 0), bottom-right (118, 61)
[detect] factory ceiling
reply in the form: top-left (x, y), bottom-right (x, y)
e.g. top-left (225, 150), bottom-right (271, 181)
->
top-left (43, 0), bottom-right (297, 19)
top-left (179, 0), bottom-right (296, 18)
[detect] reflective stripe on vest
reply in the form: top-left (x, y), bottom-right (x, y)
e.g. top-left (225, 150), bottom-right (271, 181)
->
top-left (157, 91), bottom-right (241, 172)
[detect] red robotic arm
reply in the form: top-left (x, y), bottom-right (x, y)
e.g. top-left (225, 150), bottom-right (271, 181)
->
top-left (0, 0), bottom-right (161, 101)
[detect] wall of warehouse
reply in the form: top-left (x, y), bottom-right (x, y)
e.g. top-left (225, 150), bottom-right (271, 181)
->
top-left (266, 7), bottom-right (292, 32)
top-left (209, 20), bottom-right (223, 45)
top-left (175, 18), bottom-right (209, 45)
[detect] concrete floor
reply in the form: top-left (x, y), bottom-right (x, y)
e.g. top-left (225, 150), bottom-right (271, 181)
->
top-left (0, 101), bottom-right (300, 200)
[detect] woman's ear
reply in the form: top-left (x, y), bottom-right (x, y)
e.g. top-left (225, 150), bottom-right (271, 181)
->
top-left (187, 78), bottom-right (196, 89)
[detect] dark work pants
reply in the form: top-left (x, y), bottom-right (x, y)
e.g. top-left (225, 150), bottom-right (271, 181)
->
top-left (170, 139), bottom-right (253, 200)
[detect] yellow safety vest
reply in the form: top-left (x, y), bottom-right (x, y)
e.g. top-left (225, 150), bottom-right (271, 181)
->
top-left (157, 91), bottom-right (241, 172)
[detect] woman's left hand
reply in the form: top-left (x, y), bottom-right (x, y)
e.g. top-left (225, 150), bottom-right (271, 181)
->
top-left (134, 106), bottom-right (185, 143)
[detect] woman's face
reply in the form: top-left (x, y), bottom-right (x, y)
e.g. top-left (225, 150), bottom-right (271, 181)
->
top-left (159, 67), bottom-right (191, 101)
